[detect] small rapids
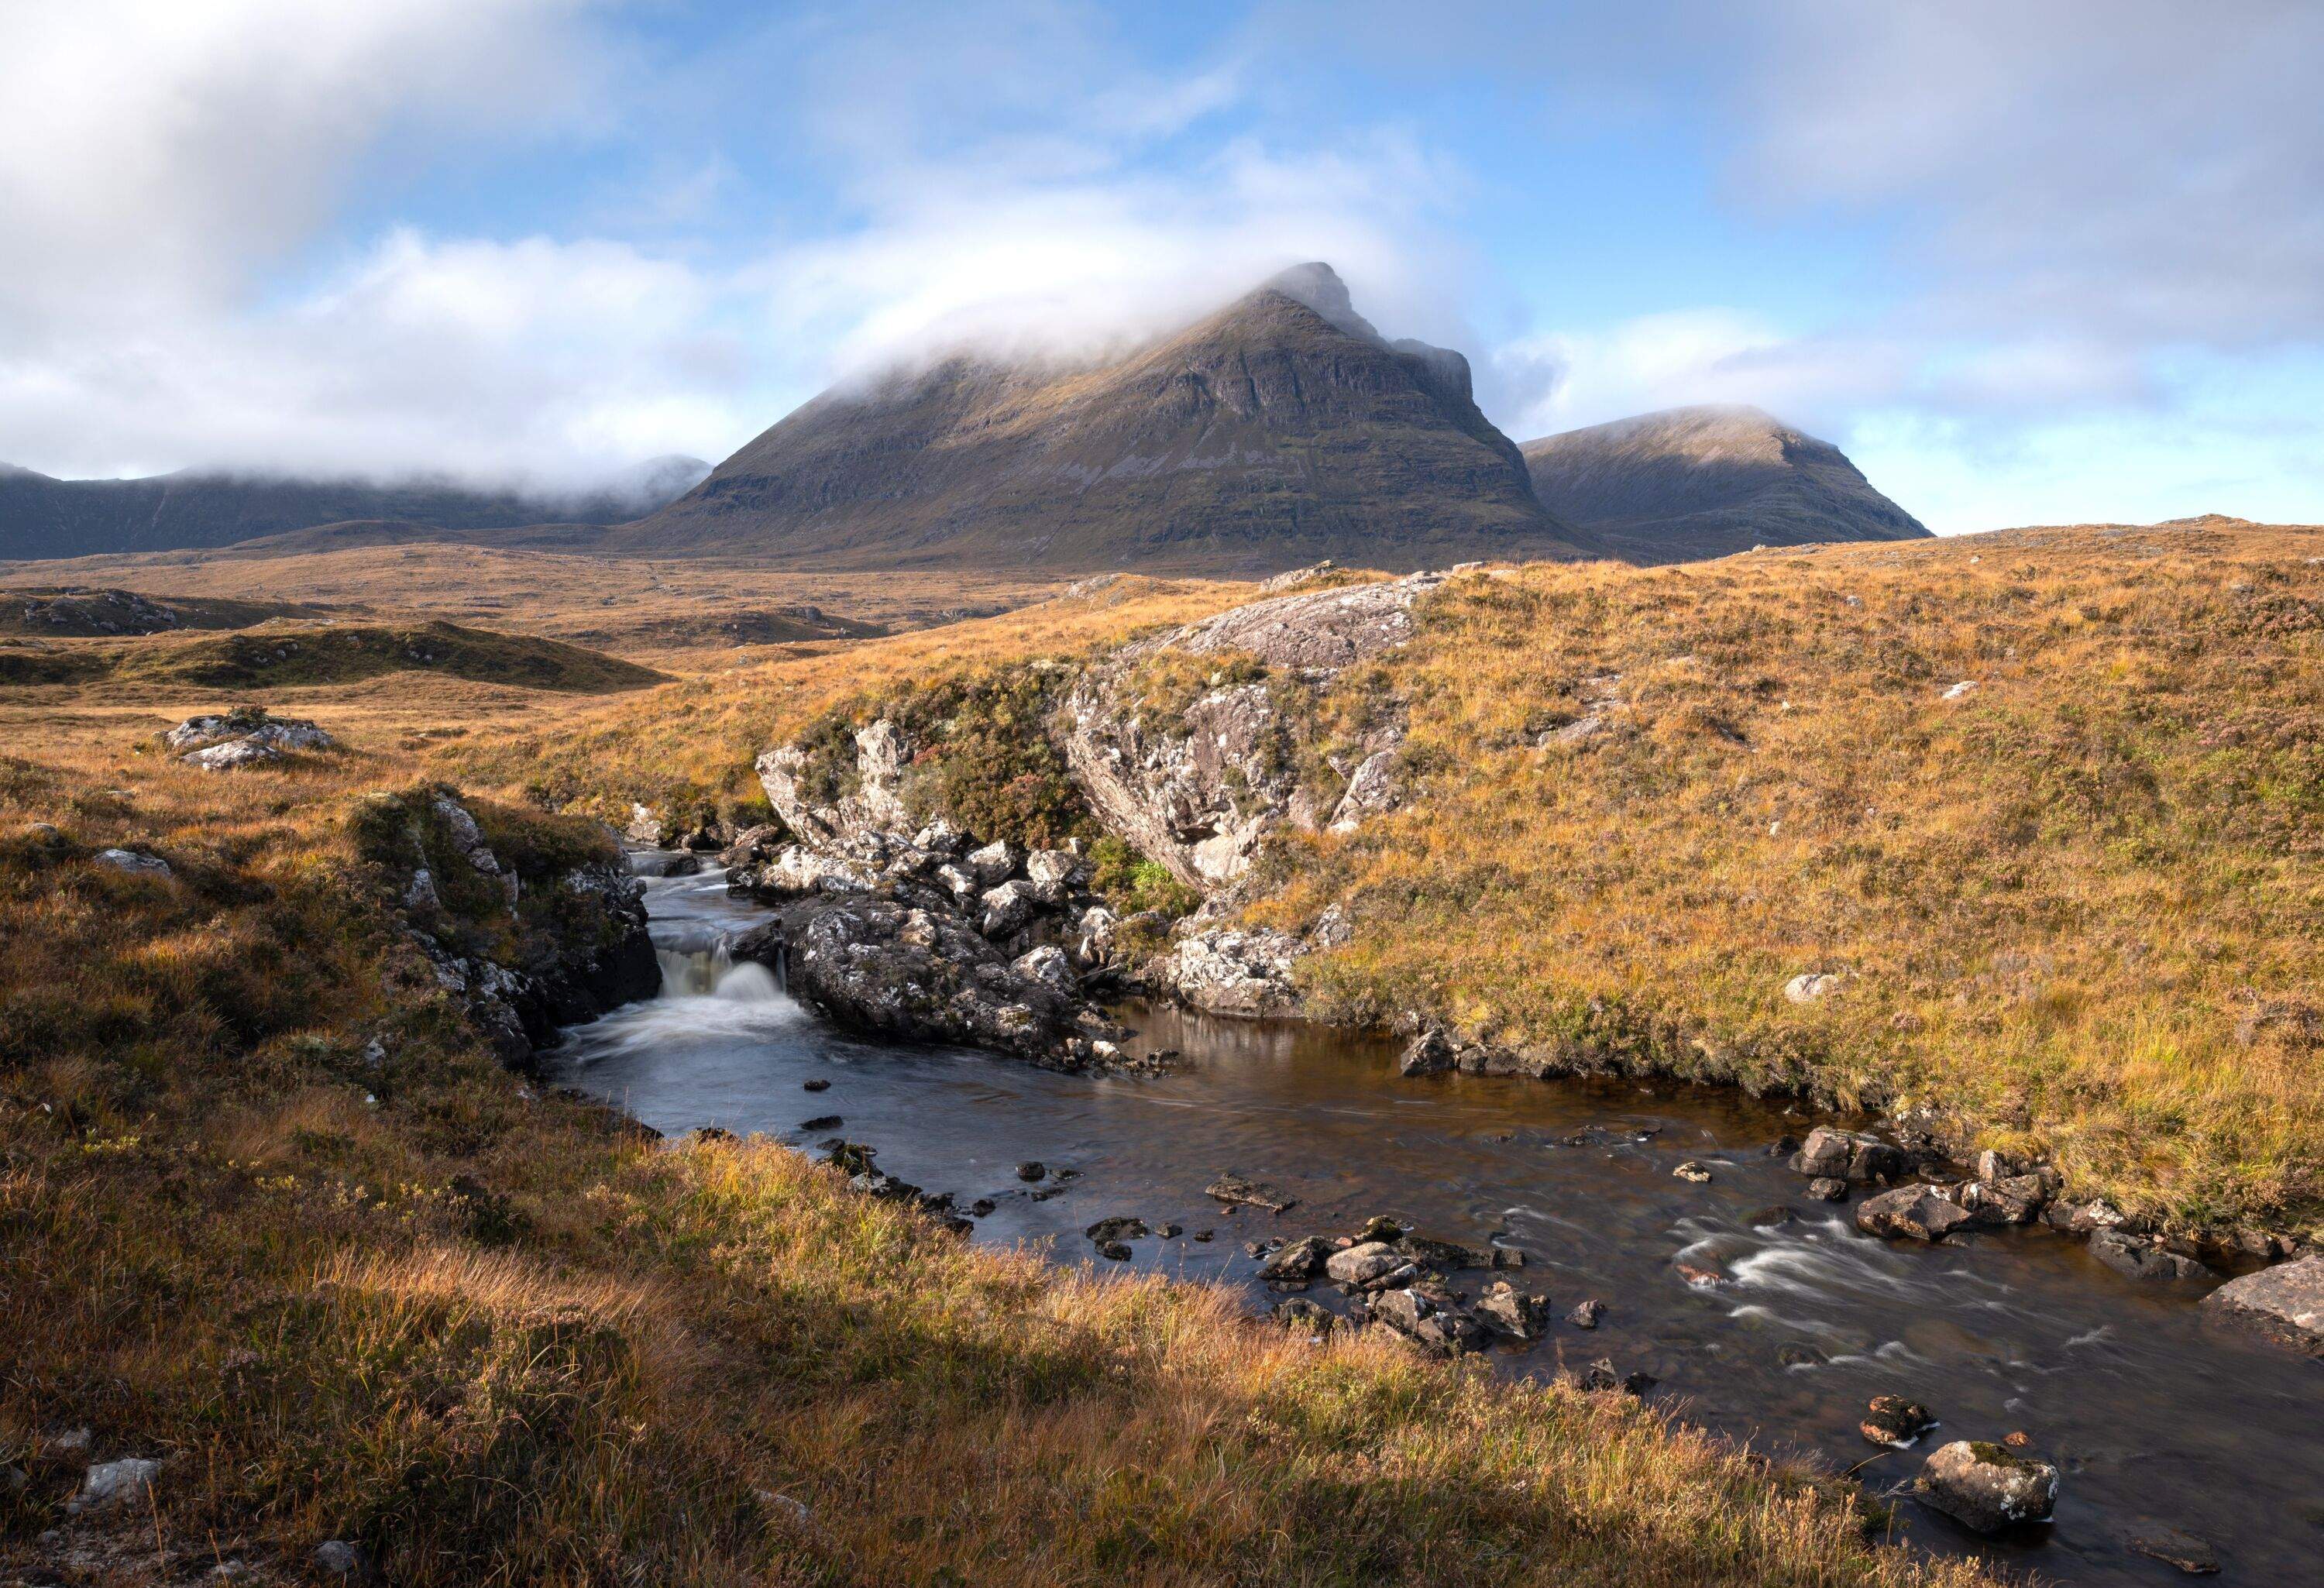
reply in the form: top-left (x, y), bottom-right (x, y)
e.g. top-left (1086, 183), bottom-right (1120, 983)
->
top-left (550, 853), bottom-right (2324, 1586)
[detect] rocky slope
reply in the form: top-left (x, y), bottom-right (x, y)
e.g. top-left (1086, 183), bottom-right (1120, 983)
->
top-left (1520, 405), bottom-right (1927, 562)
top-left (614, 264), bottom-right (1594, 575)
top-left (0, 455), bottom-right (708, 561)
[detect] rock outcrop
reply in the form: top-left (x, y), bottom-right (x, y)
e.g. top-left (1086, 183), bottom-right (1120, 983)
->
top-left (356, 789), bottom-right (657, 1066)
top-left (1062, 570), bottom-right (1445, 892)
top-left (164, 710), bottom-right (334, 769)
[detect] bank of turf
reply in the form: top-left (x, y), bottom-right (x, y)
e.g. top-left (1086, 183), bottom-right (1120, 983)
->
top-left (0, 713), bottom-right (1984, 1583)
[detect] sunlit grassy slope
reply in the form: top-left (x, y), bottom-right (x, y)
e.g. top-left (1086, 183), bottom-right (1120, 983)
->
top-left (513, 520), bottom-right (2324, 1232)
top-left (0, 678), bottom-right (1977, 1584)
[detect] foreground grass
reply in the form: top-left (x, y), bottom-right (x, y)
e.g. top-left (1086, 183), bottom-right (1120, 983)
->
top-left (0, 710), bottom-right (1976, 1583)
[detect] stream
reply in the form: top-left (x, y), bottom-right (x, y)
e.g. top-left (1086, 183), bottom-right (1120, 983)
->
top-left (551, 858), bottom-right (2323, 1584)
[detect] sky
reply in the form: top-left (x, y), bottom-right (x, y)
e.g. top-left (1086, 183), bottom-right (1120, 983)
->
top-left (2, 0), bottom-right (2320, 532)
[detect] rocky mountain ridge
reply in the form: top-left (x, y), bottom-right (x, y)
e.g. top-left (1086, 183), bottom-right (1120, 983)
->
top-left (615, 264), bottom-right (1594, 574)
top-left (1520, 404), bottom-right (1928, 562)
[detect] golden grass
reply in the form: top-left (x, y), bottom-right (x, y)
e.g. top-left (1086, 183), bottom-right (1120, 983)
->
top-left (476, 517), bottom-right (2324, 1234)
top-left (0, 655), bottom-right (1981, 1583)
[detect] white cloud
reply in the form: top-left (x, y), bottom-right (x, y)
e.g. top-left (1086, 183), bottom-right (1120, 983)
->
top-left (0, 0), bottom-right (610, 335)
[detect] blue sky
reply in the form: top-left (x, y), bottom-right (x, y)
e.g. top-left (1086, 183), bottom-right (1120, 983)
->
top-left (3, 0), bottom-right (2320, 532)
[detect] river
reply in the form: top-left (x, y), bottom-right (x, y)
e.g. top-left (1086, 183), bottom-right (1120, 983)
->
top-left (551, 859), bottom-right (2323, 1584)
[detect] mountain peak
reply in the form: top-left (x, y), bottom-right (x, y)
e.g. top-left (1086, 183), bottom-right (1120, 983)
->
top-left (1521, 404), bottom-right (1928, 562)
top-left (1256, 262), bottom-right (1382, 342)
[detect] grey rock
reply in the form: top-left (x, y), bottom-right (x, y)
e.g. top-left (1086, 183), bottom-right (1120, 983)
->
top-left (1325, 1242), bottom-right (1418, 1291)
top-left (1085, 1216), bottom-right (1150, 1243)
top-left (1473, 1280), bottom-right (1549, 1340)
top-left (1914, 1441), bottom-right (2058, 1533)
top-left (979, 878), bottom-right (1044, 937)
top-left (1790, 1126), bottom-right (1902, 1183)
top-left (1855, 1184), bottom-right (1973, 1242)
top-left (1204, 1172), bottom-right (1296, 1212)
top-left (964, 839), bottom-right (1021, 886)
top-left (1806, 1177), bottom-right (1848, 1202)
top-left (94, 847), bottom-right (170, 877)
top-left (1011, 944), bottom-right (1076, 993)
top-left (74, 1456), bottom-right (162, 1511)
top-left (2201, 1254), bottom-right (2324, 1353)
top-left (1398, 1028), bottom-right (1456, 1077)
top-left (314, 1540), bottom-right (362, 1576)
top-left (1157, 926), bottom-right (1305, 1016)
top-left (1014, 1160), bottom-right (1046, 1182)
top-left (1259, 1236), bottom-right (1336, 1284)
top-left (1272, 1296), bottom-right (1334, 1330)
top-left (1327, 749), bottom-right (1403, 833)
top-left (2125, 1522), bottom-right (2221, 1575)
top-left (1566, 1298), bottom-right (1606, 1329)
top-left (2089, 1229), bottom-right (2209, 1282)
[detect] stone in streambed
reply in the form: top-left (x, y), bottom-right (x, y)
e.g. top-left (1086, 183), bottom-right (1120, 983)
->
top-left (2125, 1522), bottom-right (2222, 1575)
top-left (1325, 1241), bottom-right (1419, 1292)
top-left (1473, 1280), bottom-right (1550, 1340)
top-left (1855, 1184), bottom-right (1972, 1242)
top-left (1807, 1177), bottom-right (1848, 1202)
top-left (1567, 1298), bottom-right (1606, 1329)
top-left (2199, 1253), bottom-right (2324, 1353)
top-left (1859, 1394), bottom-right (1937, 1447)
top-left (799, 1114), bottom-right (841, 1130)
top-left (1085, 1216), bottom-right (1149, 1244)
top-left (1258, 1236), bottom-right (1335, 1284)
top-left (802, 1078), bottom-right (830, 1092)
top-left (1913, 1441), bottom-right (2058, 1533)
top-left (1673, 1160), bottom-right (1713, 1183)
top-left (1791, 1126), bottom-right (1903, 1183)
top-left (2088, 1229), bottom-right (2209, 1281)
top-left (1205, 1174), bottom-right (1296, 1212)
top-left (1015, 1161), bottom-right (1046, 1182)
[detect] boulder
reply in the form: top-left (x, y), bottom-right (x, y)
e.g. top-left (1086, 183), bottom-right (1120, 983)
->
top-left (1011, 944), bottom-right (1076, 993)
top-left (182, 737), bottom-right (284, 770)
top-left (1015, 1161), bottom-right (1046, 1182)
top-left (1370, 1287), bottom-right (1489, 1356)
top-left (2089, 1229), bottom-right (2209, 1282)
top-left (1960, 1174), bottom-right (2048, 1226)
top-left (1272, 1296), bottom-right (1334, 1330)
top-left (1784, 971), bottom-right (1846, 1004)
top-left (1914, 1441), bottom-right (2058, 1533)
top-left (1566, 1298), bottom-right (1606, 1329)
top-left (1580, 1358), bottom-right (1656, 1396)
top-left (1855, 1184), bottom-right (1973, 1242)
top-left (1860, 1395), bottom-right (1938, 1447)
top-left (94, 847), bottom-right (170, 878)
top-left (2125, 1522), bottom-right (2222, 1575)
top-left (1259, 1236), bottom-right (1335, 1284)
top-left (1024, 847), bottom-right (1084, 897)
top-left (979, 878), bottom-right (1044, 937)
top-left (1070, 905), bottom-right (1119, 967)
top-left (1156, 926), bottom-right (1304, 1016)
top-left (1326, 749), bottom-right (1403, 833)
top-left (734, 895), bottom-right (1092, 1065)
top-left (964, 840), bottom-right (1020, 886)
top-left (1790, 1126), bottom-right (1903, 1183)
top-left (1061, 572), bottom-right (1445, 890)
top-left (1806, 1177), bottom-right (1848, 1202)
top-left (1085, 1216), bottom-right (1150, 1243)
top-left (73, 1457), bottom-right (162, 1511)
top-left (754, 845), bottom-right (877, 898)
top-left (1673, 1160), bottom-right (1713, 1184)
top-left (1398, 1028), bottom-right (1456, 1077)
top-left (1473, 1280), bottom-right (1549, 1340)
top-left (2200, 1254), bottom-right (2324, 1353)
top-left (1325, 1242), bottom-right (1418, 1291)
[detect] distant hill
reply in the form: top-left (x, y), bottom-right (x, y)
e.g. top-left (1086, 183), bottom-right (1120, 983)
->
top-left (611, 263), bottom-right (1596, 575)
top-left (1519, 406), bottom-right (1927, 562)
top-left (0, 456), bottom-right (709, 561)
top-left (0, 586), bottom-right (335, 636)
top-left (0, 618), bottom-right (667, 693)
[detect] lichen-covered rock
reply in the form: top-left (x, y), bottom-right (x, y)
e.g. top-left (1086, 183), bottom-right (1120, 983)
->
top-left (1915, 1441), bottom-right (2058, 1533)
top-left (1155, 925), bottom-right (1304, 1016)
top-left (1325, 1242), bottom-right (1418, 1291)
top-left (979, 878), bottom-right (1043, 937)
top-left (734, 895), bottom-right (1092, 1067)
top-left (165, 711), bottom-right (332, 756)
top-left (1062, 572), bottom-right (1445, 890)
top-left (2201, 1254), bottom-right (2324, 1353)
top-left (1328, 749), bottom-right (1403, 833)
top-left (1012, 944), bottom-right (1076, 994)
top-left (964, 840), bottom-right (1020, 886)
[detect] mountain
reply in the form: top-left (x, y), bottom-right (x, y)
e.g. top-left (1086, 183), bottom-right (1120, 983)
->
top-left (612, 264), bottom-right (1594, 574)
top-left (0, 455), bottom-right (710, 561)
top-left (1518, 406), bottom-right (1928, 562)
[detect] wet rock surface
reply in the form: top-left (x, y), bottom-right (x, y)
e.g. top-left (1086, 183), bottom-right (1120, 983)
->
top-left (1913, 1441), bottom-right (2059, 1534)
top-left (2199, 1253), bottom-right (2324, 1351)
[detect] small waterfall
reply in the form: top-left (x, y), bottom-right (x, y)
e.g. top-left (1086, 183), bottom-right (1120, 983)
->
top-left (655, 937), bottom-right (781, 1004)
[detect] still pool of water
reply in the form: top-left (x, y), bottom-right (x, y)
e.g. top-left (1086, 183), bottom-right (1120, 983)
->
top-left (552, 861), bottom-right (2323, 1584)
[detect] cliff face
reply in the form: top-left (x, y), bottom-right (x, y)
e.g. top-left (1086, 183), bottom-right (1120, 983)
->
top-left (1520, 405), bottom-right (1928, 562)
top-left (615, 266), bottom-right (1593, 575)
